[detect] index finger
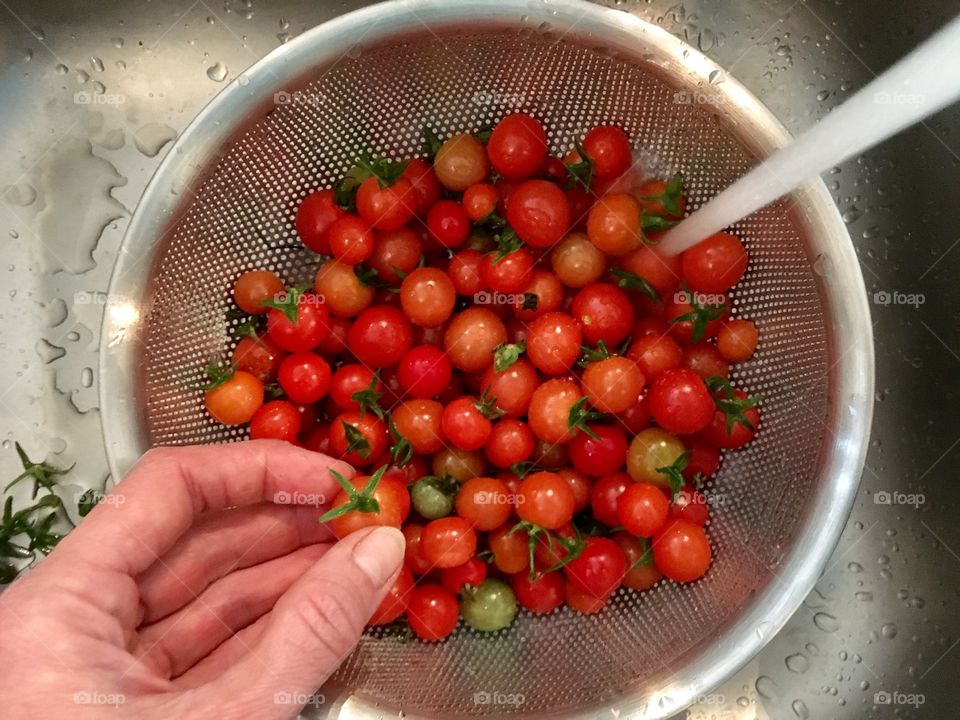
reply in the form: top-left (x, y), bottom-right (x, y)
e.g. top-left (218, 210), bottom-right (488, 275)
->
top-left (54, 440), bottom-right (354, 576)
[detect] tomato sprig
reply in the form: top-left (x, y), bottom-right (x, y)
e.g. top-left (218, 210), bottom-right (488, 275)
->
top-left (655, 450), bottom-right (692, 500)
top-left (508, 460), bottom-right (543, 480)
top-left (421, 126), bottom-right (444, 162)
top-left (5, 443), bottom-right (74, 498)
top-left (671, 288), bottom-right (728, 344)
top-left (611, 268), bottom-right (659, 302)
top-left (705, 376), bottom-right (762, 432)
top-left (351, 372), bottom-right (386, 420)
top-left (567, 397), bottom-right (606, 441)
top-left (493, 342), bottom-right (526, 373)
top-left (318, 465), bottom-right (388, 523)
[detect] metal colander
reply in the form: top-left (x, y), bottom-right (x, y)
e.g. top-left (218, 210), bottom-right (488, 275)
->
top-left (99, 1), bottom-right (874, 718)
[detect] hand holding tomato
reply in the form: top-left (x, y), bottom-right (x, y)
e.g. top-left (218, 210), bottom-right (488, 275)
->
top-left (0, 441), bottom-right (404, 720)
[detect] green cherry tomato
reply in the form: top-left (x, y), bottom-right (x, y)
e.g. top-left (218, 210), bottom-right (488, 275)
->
top-left (461, 578), bottom-right (518, 632)
top-left (411, 476), bottom-right (457, 519)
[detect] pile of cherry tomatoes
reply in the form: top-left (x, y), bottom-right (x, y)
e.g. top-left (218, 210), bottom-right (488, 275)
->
top-left (201, 112), bottom-right (761, 641)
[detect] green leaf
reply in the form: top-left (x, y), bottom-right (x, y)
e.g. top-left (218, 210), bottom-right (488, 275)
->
top-left (521, 293), bottom-right (539, 312)
top-left (640, 211), bottom-right (680, 234)
top-left (317, 466), bottom-right (386, 524)
top-left (493, 342), bottom-right (525, 373)
top-left (197, 357), bottom-right (237, 393)
top-left (355, 153), bottom-right (408, 189)
top-left (611, 268), bottom-right (659, 302)
top-left (6, 443), bottom-right (74, 498)
top-left (629, 537), bottom-right (655, 569)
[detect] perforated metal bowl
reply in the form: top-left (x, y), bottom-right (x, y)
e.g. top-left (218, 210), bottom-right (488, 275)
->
top-left (99, 1), bottom-right (874, 717)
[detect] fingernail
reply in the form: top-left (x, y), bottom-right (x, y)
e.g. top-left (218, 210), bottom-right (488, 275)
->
top-left (352, 526), bottom-right (405, 587)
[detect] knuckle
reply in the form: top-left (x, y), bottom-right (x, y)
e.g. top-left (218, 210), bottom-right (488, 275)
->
top-left (291, 582), bottom-right (362, 659)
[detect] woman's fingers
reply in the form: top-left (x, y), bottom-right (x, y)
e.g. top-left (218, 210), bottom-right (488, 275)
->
top-left (53, 440), bottom-right (353, 577)
top-left (137, 503), bottom-right (332, 624)
top-left (135, 544), bottom-right (330, 679)
top-left (178, 526), bottom-right (404, 719)
top-left (171, 613), bottom-right (272, 689)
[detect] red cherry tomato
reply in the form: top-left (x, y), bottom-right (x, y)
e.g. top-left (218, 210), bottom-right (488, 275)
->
top-left (507, 180), bottom-right (571, 249)
top-left (570, 283), bottom-right (634, 347)
top-left (427, 200), bottom-right (471, 248)
top-left (647, 368), bottom-right (715, 436)
top-left (356, 175), bottom-right (415, 230)
top-left (421, 517), bottom-right (478, 569)
top-left (328, 214), bottom-right (374, 265)
top-left (407, 584), bottom-right (460, 640)
top-left (296, 189), bottom-right (344, 254)
top-left (232, 333), bottom-right (285, 383)
top-left (670, 485), bottom-right (710, 526)
top-left (277, 352), bottom-right (332, 405)
top-left (701, 388), bottom-right (760, 449)
top-left (488, 113), bottom-right (548, 180)
top-left (582, 125), bottom-right (632, 178)
top-left (266, 293), bottom-right (330, 353)
top-left (526, 311), bottom-right (582, 375)
top-left (249, 400), bottom-right (301, 442)
top-left (516, 471), bottom-right (576, 530)
top-left (400, 158), bottom-right (441, 216)
top-left (397, 345), bottom-right (453, 399)
top-left (205, 371), bottom-right (264, 426)
top-left (563, 537), bottom-right (627, 598)
top-left (328, 411), bottom-right (388, 466)
top-left (568, 425), bottom-right (628, 478)
top-left (484, 418), bottom-right (534, 468)
top-left (327, 473), bottom-right (409, 539)
top-left (616, 482), bottom-right (670, 537)
top-left (681, 232), bottom-right (748, 293)
top-left (481, 249), bottom-right (533, 294)
top-left (329, 363), bottom-right (381, 412)
top-left (347, 305), bottom-right (413, 368)
top-left (441, 557), bottom-right (488, 595)
top-left (590, 472), bottom-right (631, 527)
top-left (511, 570), bottom-right (566, 614)
top-left (652, 519), bottom-right (712, 582)
top-left (463, 183), bottom-right (499, 221)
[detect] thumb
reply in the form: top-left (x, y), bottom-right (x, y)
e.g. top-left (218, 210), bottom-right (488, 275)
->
top-left (194, 526), bottom-right (405, 718)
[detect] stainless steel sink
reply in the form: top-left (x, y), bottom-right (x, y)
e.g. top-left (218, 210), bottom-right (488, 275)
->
top-left (0, 1), bottom-right (957, 718)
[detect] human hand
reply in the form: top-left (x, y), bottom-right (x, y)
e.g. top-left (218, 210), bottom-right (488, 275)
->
top-left (0, 440), bottom-right (404, 719)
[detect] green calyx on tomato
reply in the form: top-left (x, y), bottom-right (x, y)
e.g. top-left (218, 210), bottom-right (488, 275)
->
top-left (567, 397), bottom-right (606, 441)
top-left (259, 285), bottom-right (308, 324)
top-left (351, 372), bottom-right (386, 420)
top-left (640, 172), bottom-right (685, 217)
top-left (670, 288), bottom-right (728, 344)
top-left (198, 357), bottom-right (237, 392)
top-left (508, 460), bottom-right (542, 480)
top-left (611, 268), bottom-right (660, 302)
top-left (473, 126), bottom-right (494, 145)
top-left (411, 474), bottom-right (459, 520)
top-left (577, 339), bottom-right (614, 367)
top-left (705, 376), bottom-right (762, 432)
top-left (640, 211), bottom-right (680, 234)
top-left (318, 465), bottom-right (388, 523)
top-left (491, 226), bottom-right (523, 263)
top-left (234, 315), bottom-right (266, 347)
top-left (655, 449), bottom-right (692, 501)
top-left (475, 388), bottom-right (506, 420)
top-left (514, 520), bottom-right (587, 580)
top-left (565, 142), bottom-right (595, 191)
top-left (341, 420), bottom-right (372, 459)
top-left (476, 209), bottom-right (507, 232)
top-left (493, 342), bottom-right (525, 373)
top-left (387, 415), bottom-right (414, 468)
